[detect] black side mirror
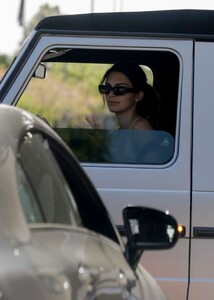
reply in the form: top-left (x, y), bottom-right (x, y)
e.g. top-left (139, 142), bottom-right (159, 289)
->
top-left (123, 206), bottom-right (179, 270)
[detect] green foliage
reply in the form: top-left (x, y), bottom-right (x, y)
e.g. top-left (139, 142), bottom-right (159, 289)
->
top-left (22, 4), bottom-right (61, 44)
top-left (18, 63), bottom-right (111, 128)
top-left (51, 63), bottom-right (107, 85)
top-left (0, 55), bottom-right (12, 68)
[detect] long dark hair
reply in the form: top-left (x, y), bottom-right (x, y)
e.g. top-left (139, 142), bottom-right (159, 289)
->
top-left (100, 61), bottom-right (159, 129)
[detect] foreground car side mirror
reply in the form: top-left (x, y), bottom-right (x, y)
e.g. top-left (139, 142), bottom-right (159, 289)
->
top-left (123, 206), bottom-right (179, 270)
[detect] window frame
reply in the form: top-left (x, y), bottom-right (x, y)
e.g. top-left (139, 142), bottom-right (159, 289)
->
top-left (17, 44), bottom-right (181, 168)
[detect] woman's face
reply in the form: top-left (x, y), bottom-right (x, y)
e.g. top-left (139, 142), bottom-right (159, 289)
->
top-left (104, 71), bottom-right (139, 114)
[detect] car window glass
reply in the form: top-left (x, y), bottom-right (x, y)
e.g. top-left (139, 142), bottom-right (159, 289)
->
top-left (48, 140), bottom-right (120, 244)
top-left (17, 132), bottom-right (82, 226)
top-left (17, 48), bottom-right (179, 166)
top-left (54, 128), bottom-right (174, 164)
top-left (17, 161), bottom-right (43, 223)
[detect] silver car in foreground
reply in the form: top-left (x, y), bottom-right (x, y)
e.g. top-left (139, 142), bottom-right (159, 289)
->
top-left (0, 104), bottom-right (179, 300)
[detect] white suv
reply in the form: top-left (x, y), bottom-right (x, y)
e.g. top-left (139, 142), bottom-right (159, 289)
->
top-left (1, 9), bottom-right (214, 300)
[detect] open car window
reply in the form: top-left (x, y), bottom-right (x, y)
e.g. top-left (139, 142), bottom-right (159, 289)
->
top-left (17, 47), bottom-right (179, 166)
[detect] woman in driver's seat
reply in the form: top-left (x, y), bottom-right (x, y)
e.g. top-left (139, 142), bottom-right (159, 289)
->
top-left (86, 60), bottom-right (159, 130)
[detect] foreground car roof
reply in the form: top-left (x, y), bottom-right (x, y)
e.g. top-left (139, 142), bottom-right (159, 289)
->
top-left (35, 10), bottom-right (214, 39)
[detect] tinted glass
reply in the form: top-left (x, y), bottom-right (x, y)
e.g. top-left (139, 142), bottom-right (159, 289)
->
top-left (54, 128), bottom-right (174, 164)
top-left (17, 133), bottom-right (82, 226)
top-left (17, 161), bottom-right (43, 223)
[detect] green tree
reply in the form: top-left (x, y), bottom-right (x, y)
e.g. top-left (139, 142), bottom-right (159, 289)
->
top-left (0, 54), bottom-right (11, 68)
top-left (20, 4), bottom-right (60, 45)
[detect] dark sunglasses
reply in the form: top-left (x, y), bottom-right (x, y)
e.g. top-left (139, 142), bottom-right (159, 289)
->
top-left (98, 84), bottom-right (137, 96)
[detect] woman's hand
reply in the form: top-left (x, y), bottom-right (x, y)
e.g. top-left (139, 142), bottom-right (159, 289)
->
top-left (85, 114), bottom-right (103, 129)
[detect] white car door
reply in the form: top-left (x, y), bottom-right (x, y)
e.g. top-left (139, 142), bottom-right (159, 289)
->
top-left (190, 41), bottom-right (214, 299)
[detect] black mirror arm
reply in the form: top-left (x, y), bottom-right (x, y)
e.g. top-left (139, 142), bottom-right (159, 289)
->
top-left (125, 240), bottom-right (144, 271)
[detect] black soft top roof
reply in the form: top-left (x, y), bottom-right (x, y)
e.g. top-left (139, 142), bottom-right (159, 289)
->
top-left (35, 9), bottom-right (214, 39)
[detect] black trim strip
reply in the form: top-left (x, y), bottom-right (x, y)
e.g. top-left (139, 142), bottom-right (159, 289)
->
top-left (116, 225), bottom-right (126, 237)
top-left (193, 227), bottom-right (214, 238)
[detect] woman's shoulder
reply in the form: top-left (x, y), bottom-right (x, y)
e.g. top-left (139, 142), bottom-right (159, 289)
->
top-left (133, 117), bottom-right (153, 130)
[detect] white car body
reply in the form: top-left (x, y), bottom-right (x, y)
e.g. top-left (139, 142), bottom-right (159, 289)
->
top-left (0, 105), bottom-right (178, 300)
